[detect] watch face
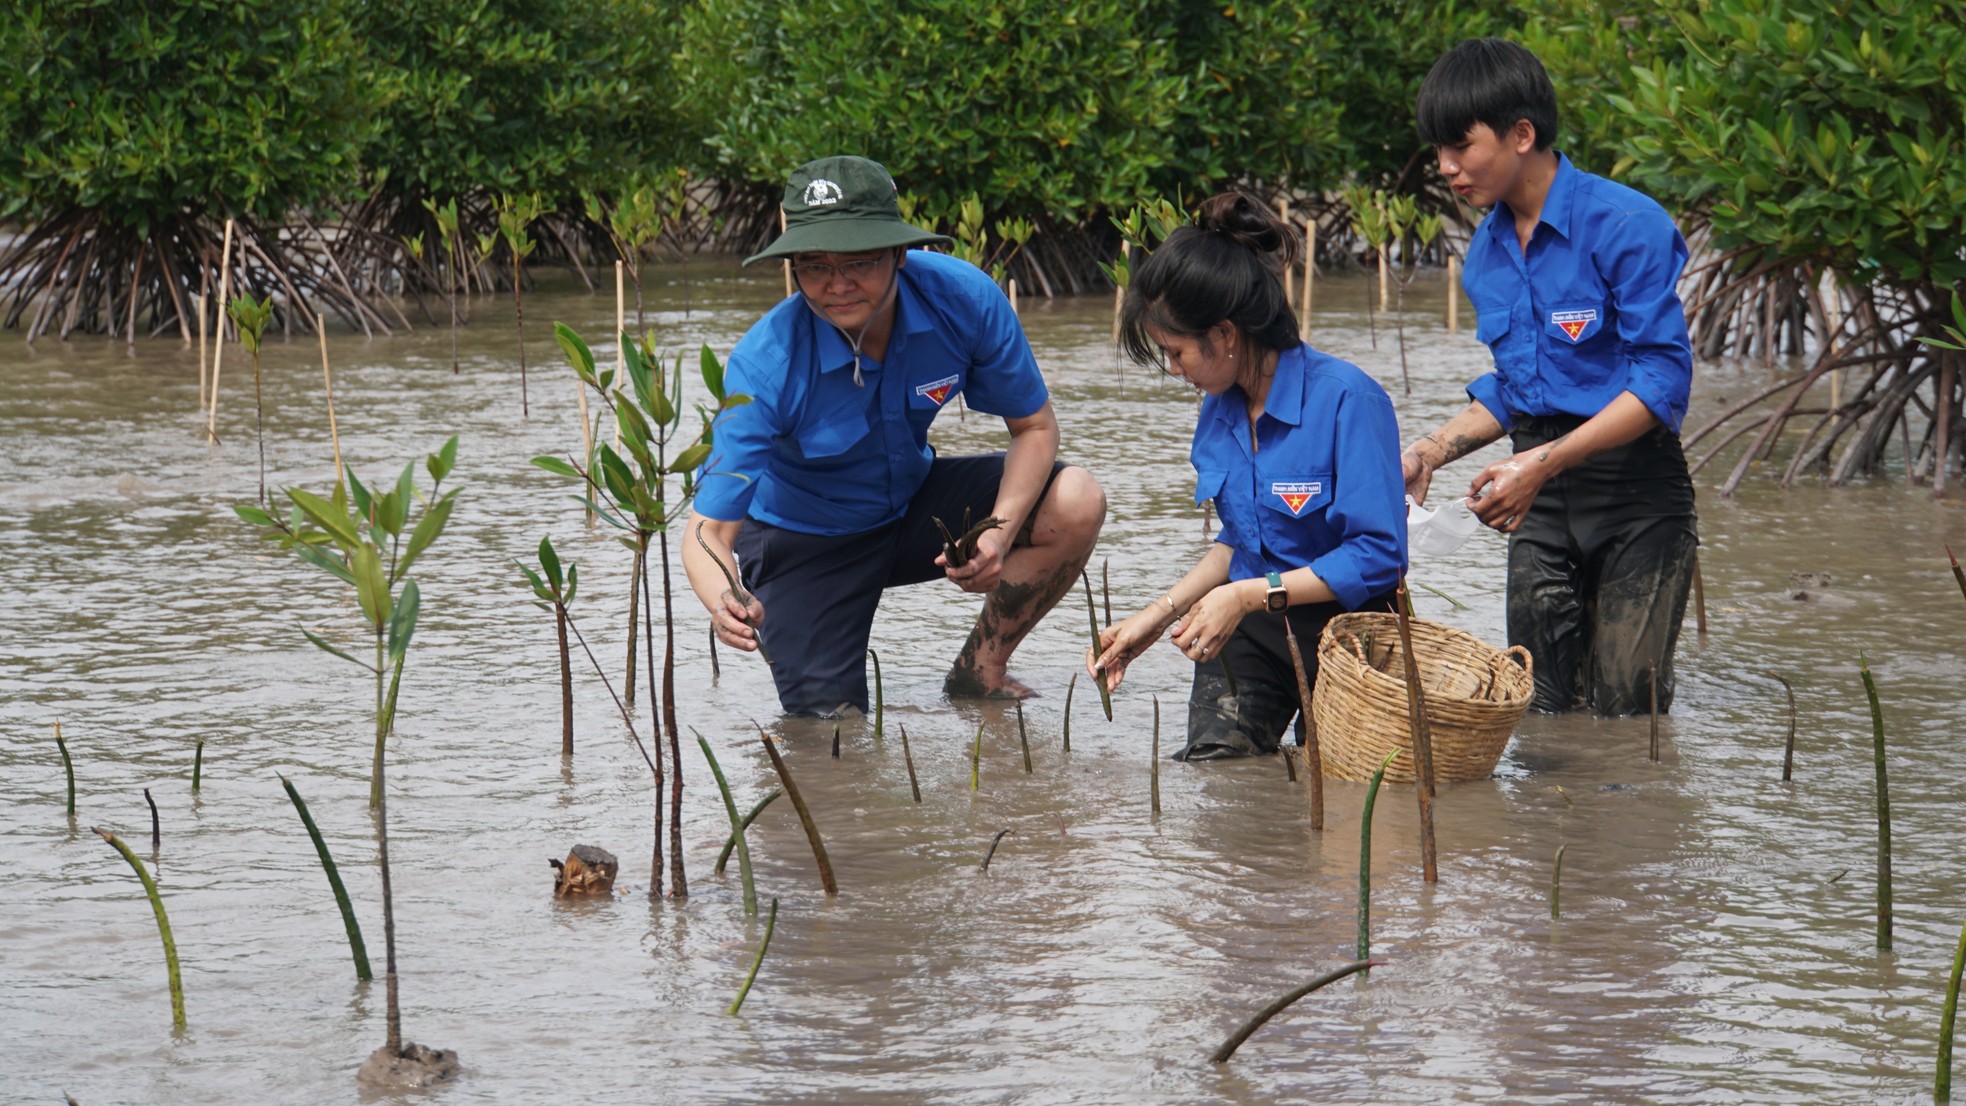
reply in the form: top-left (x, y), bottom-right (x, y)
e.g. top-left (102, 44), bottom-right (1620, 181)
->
top-left (1267, 589), bottom-right (1288, 613)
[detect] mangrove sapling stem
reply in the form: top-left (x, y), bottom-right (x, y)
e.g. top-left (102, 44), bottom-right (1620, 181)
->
top-left (831, 723), bottom-right (841, 759)
top-left (144, 787), bottom-right (160, 852)
top-left (1358, 748), bottom-right (1404, 962)
top-left (1860, 653), bottom-right (1893, 950)
top-left (1283, 746), bottom-right (1298, 782)
top-left (758, 726), bottom-right (836, 895)
top-left (869, 648), bottom-right (883, 742)
top-left (1209, 958), bottom-right (1381, 1063)
top-left (556, 606), bottom-right (573, 758)
top-left (279, 774), bottom-right (372, 981)
top-left (970, 721), bottom-right (984, 791)
top-left (657, 526), bottom-right (685, 902)
top-left (1017, 703), bottom-right (1032, 773)
top-left (1102, 556), bottom-right (1112, 626)
top-left (1062, 672), bottom-right (1075, 752)
top-left (1551, 843), bottom-right (1568, 920)
top-left (726, 897), bottom-right (779, 1016)
top-left (1081, 571), bottom-right (1113, 721)
top-left (715, 788), bottom-right (781, 876)
top-left (1939, 912), bottom-right (1966, 1100)
top-left (1950, 545), bottom-right (1966, 604)
top-left (1284, 621), bottom-right (1323, 831)
top-left (980, 829), bottom-right (1013, 873)
top-left (191, 740), bottom-right (203, 794)
top-left (1769, 670), bottom-right (1797, 781)
top-left (899, 724), bottom-right (922, 803)
top-left (55, 720), bottom-right (74, 817)
top-left (1393, 582), bottom-right (1438, 883)
top-left (624, 546), bottom-right (641, 709)
top-left (1648, 662), bottom-right (1661, 762)
top-left (696, 521), bottom-right (771, 664)
top-left (695, 732), bottom-right (757, 918)
top-left (1411, 580), bottom-right (1467, 610)
top-left (708, 625), bottom-right (720, 679)
top-left (93, 826), bottom-right (185, 1029)
top-left (1151, 696), bottom-right (1161, 817)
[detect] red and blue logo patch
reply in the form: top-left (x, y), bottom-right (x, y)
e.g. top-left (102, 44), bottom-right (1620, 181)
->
top-left (915, 374), bottom-right (959, 406)
top-left (1271, 481), bottom-right (1322, 515)
top-left (1551, 308), bottom-right (1598, 342)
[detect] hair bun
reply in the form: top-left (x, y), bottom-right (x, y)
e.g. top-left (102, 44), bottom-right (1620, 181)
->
top-left (1194, 191), bottom-right (1296, 265)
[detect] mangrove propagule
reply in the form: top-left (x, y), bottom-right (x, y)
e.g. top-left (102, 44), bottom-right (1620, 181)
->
top-left (1062, 671), bottom-right (1076, 752)
top-left (1769, 670), bottom-right (1796, 781)
top-left (696, 732), bottom-right (757, 918)
top-left (970, 721), bottom-right (984, 792)
top-left (1209, 958), bottom-right (1382, 1063)
top-left (726, 897), bottom-right (779, 1016)
top-left (1017, 702), bottom-right (1032, 774)
top-left (696, 521), bottom-right (771, 665)
top-left (1151, 696), bottom-right (1161, 818)
top-left (93, 826), bottom-right (185, 1029)
top-left (55, 720), bottom-right (74, 818)
top-left (1551, 843), bottom-right (1568, 921)
top-left (1860, 653), bottom-right (1893, 951)
top-left (1358, 747), bottom-right (1405, 963)
top-left (144, 787), bottom-right (159, 852)
top-left (191, 739), bottom-right (203, 794)
top-left (979, 829), bottom-right (1014, 873)
top-left (279, 774), bottom-right (372, 981)
top-left (868, 647), bottom-right (884, 742)
top-left (1080, 570), bottom-right (1113, 721)
top-left (1939, 911), bottom-right (1966, 1100)
top-left (715, 788), bottom-right (782, 876)
top-left (758, 726), bottom-right (836, 896)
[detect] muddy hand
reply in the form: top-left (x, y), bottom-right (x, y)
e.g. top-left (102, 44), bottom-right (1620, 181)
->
top-left (941, 527), bottom-right (1009, 593)
top-left (715, 589), bottom-right (769, 656)
top-left (1168, 583), bottom-right (1247, 664)
top-left (1468, 447), bottom-right (1555, 534)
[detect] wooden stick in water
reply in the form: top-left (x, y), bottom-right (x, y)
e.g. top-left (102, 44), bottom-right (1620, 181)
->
top-left (206, 218), bottom-right (234, 444)
top-left (1210, 958), bottom-right (1380, 1063)
top-left (1283, 621), bottom-right (1323, 831)
top-left (1301, 217), bottom-right (1316, 338)
top-left (1393, 582), bottom-right (1437, 883)
top-left (1446, 254), bottom-right (1460, 333)
top-left (318, 319), bottom-right (342, 488)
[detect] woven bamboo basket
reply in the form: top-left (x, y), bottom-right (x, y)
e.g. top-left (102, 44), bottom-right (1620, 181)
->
top-left (1311, 612), bottom-right (1533, 784)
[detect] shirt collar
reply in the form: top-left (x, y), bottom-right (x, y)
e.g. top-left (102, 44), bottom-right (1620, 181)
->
top-left (812, 257), bottom-right (935, 374)
top-left (1488, 150), bottom-right (1579, 244)
top-left (1257, 346), bottom-right (1305, 427)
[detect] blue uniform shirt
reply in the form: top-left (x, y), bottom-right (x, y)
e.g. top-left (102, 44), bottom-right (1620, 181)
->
top-left (1192, 345), bottom-right (1407, 611)
top-left (1463, 153), bottom-right (1694, 434)
top-left (695, 250), bottom-right (1049, 535)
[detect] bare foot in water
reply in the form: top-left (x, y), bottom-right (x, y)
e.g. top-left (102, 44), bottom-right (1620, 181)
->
top-left (944, 665), bottom-right (1036, 700)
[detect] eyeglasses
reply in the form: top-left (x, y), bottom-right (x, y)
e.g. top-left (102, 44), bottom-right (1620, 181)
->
top-left (791, 255), bottom-right (891, 286)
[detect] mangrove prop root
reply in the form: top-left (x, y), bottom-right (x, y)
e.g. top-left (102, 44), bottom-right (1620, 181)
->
top-left (696, 521), bottom-right (771, 665)
top-left (715, 788), bottom-right (782, 876)
top-left (898, 724), bottom-right (923, 803)
top-left (758, 727), bottom-right (837, 896)
top-left (933, 508), bottom-right (1004, 569)
top-left (1358, 748), bottom-right (1404, 962)
top-left (1551, 843), bottom-right (1568, 920)
top-left (868, 648), bottom-right (884, 742)
top-left (1393, 582), bottom-right (1438, 883)
top-left (979, 829), bottom-right (1014, 873)
top-left (1151, 696), bottom-right (1161, 817)
top-left (1062, 672), bottom-right (1076, 752)
top-left (970, 721), bottom-right (984, 792)
top-left (697, 733), bottom-right (757, 917)
top-left (1860, 654), bottom-right (1893, 951)
top-left (191, 739), bottom-right (204, 794)
top-left (144, 787), bottom-right (160, 851)
top-left (726, 897), bottom-right (779, 1016)
top-left (1209, 959), bottom-right (1383, 1063)
top-left (56, 721), bottom-right (74, 818)
top-left (1939, 911), bottom-right (1966, 1100)
top-left (93, 826), bottom-right (186, 1029)
top-left (280, 775), bottom-right (372, 981)
top-left (1017, 702), bottom-right (1032, 773)
top-left (1284, 621), bottom-right (1323, 831)
top-left (1770, 670), bottom-right (1797, 781)
top-left (1081, 570), bottom-right (1113, 721)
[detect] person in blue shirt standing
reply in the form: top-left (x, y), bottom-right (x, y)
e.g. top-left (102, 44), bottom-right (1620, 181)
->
top-left (1088, 192), bottom-right (1406, 760)
top-left (682, 155), bottom-right (1106, 717)
top-left (1398, 39), bottom-right (1699, 716)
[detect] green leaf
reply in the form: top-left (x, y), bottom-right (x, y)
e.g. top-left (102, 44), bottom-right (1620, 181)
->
top-left (289, 488), bottom-right (361, 550)
top-left (393, 493), bottom-right (456, 584)
top-left (531, 455), bottom-right (582, 479)
top-left (564, 563), bottom-right (578, 607)
top-left (668, 441), bottom-right (712, 475)
top-left (345, 469), bottom-right (373, 518)
top-left (514, 559), bottom-right (548, 594)
top-left (352, 543), bottom-right (391, 629)
top-left (426, 436), bottom-right (458, 485)
top-left (233, 504), bottom-right (277, 528)
top-left (304, 628), bottom-right (377, 672)
top-left (700, 344), bottom-right (726, 401)
top-left (293, 543), bottom-right (357, 585)
top-left (555, 322), bottom-right (598, 384)
top-left (387, 579), bottom-right (420, 662)
top-left (538, 535), bottom-right (562, 591)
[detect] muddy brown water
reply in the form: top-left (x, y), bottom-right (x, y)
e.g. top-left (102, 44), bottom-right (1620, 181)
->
top-left (3, 263), bottom-right (1963, 1104)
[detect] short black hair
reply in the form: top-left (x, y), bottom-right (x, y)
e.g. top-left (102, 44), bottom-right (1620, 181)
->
top-left (1416, 38), bottom-right (1558, 151)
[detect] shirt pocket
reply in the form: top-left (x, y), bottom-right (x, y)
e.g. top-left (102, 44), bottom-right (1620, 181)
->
top-left (1259, 474), bottom-right (1333, 521)
top-left (1474, 305), bottom-right (1512, 347)
top-left (908, 371), bottom-right (965, 413)
top-left (1194, 469), bottom-right (1226, 506)
top-left (1544, 301), bottom-right (1610, 347)
top-left (794, 394), bottom-right (873, 459)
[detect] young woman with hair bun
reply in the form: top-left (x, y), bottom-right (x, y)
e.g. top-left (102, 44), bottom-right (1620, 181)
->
top-left (1089, 191), bottom-right (1407, 761)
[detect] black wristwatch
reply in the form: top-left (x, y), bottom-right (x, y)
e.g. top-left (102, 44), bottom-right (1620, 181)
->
top-left (1264, 570), bottom-right (1288, 613)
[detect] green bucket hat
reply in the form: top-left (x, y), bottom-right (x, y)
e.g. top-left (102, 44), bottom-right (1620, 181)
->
top-left (743, 155), bottom-right (952, 267)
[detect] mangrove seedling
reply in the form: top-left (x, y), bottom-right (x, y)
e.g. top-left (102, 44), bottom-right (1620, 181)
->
top-left (1950, 545), bottom-right (1966, 604)
top-left (1940, 912), bottom-right (1966, 1100)
top-left (1648, 661), bottom-right (1661, 762)
top-left (495, 192), bottom-right (546, 416)
top-left (1283, 621), bottom-right (1323, 830)
top-left (1551, 843), bottom-right (1568, 920)
top-left (515, 536), bottom-right (579, 758)
top-left (1769, 670), bottom-right (1797, 781)
top-left (696, 520), bottom-right (771, 665)
top-left (1358, 747), bottom-right (1405, 962)
top-left (932, 507), bottom-right (1003, 569)
top-left (715, 788), bottom-right (781, 876)
top-left (93, 826), bottom-right (185, 1029)
top-left (1101, 555), bottom-right (1112, 626)
top-left (55, 720), bottom-right (74, 818)
top-left (191, 740), bottom-right (203, 794)
top-left (727, 897), bottom-right (779, 1016)
top-left (899, 724), bottom-right (922, 803)
top-left (1346, 187), bottom-right (1388, 355)
top-left (1384, 194), bottom-right (1444, 396)
top-left (280, 774), bottom-right (372, 981)
top-left (758, 726), bottom-right (837, 895)
top-left (869, 648), bottom-right (884, 741)
top-left (1081, 570), bottom-right (1113, 721)
top-left (1209, 959), bottom-right (1381, 1063)
top-left (419, 197), bottom-right (463, 373)
top-left (979, 829), bottom-right (1013, 873)
top-left (537, 325), bottom-right (752, 898)
top-left (144, 787), bottom-right (159, 851)
top-left (1062, 672), bottom-right (1076, 752)
top-left (1017, 702), bottom-right (1032, 773)
top-left (970, 721), bottom-right (984, 791)
top-left (226, 293), bottom-right (275, 507)
top-left (831, 722), bottom-right (841, 759)
top-left (232, 436), bottom-right (461, 1067)
top-left (696, 732), bottom-right (757, 917)
top-left (1860, 653), bottom-right (1893, 951)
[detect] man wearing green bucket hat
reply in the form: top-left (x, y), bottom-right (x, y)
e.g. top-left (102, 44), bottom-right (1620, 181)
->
top-left (682, 155), bottom-right (1106, 717)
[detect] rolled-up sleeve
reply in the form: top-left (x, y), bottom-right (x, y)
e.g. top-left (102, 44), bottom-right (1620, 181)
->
top-left (1307, 388), bottom-right (1409, 610)
top-left (1601, 207), bottom-right (1692, 432)
top-left (692, 352), bottom-right (779, 522)
top-left (1466, 371), bottom-right (1515, 433)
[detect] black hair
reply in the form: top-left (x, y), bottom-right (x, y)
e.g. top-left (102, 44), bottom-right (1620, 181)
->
top-left (1118, 191), bottom-right (1301, 371)
top-left (1416, 38), bottom-right (1558, 151)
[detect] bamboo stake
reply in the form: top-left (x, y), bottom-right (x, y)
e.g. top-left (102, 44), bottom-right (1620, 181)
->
top-left (898, 723), bottom-right (922, 803)
top-left (759, 728), bottom-right (836, 895)
top-left (1824, 269), bottom-right (1843, 409)
top-left (1860, 653), bottom-right (1892, 950)
top-left (1300, 218), bottom-right (1316, 339)
top-left (726, 897), bottom-right (778, 1016)
top-left (93, 826), bottom-right (185, 1028)
top-left (197, 286), bottom-right (209, 413)
top-left (318, 322), bottom-right (342, 488)
top-left (55, 720), bottom-right (74, 818)
top-left (1110, 245), bottom-right (1125, 345)
top-left (1008, 277), bottom-right (1018, 317)
top-left (1283, 621), bottom-right (1323, 830)
top-left (1378, 249), bottom-right (1390, 311)
top-left (206, 218), bottom-right (234, 444)
top-left (1393, 582), bottom-right (1438, 882)
top-left (714, 788), bottom-right (780, 876)
top-left (1446, 255), bottom-right (1460, 332)
top-left (1210, 959), bottom-right (1380, 1063)
top-left (124, 241), bottom-right (143, 347)
top-left (280, 774), bottom-right (372, 981)
top-left (612, 264), bottom-right (625, 455)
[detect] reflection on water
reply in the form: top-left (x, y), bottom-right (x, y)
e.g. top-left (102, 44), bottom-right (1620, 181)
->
top-left (2, 263), bottom-right (1962, 1104)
